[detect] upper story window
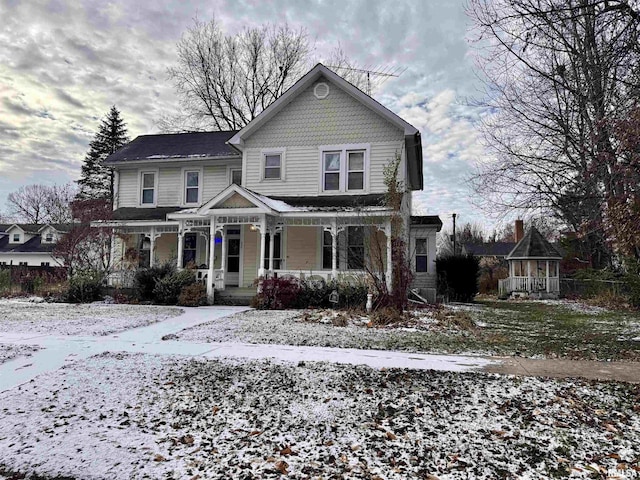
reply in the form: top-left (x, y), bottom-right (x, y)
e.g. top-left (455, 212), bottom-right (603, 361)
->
top-left (184, 170), bottom-right (201, 204)
top-left (230, 168), bottom-right (242, 186)
top-left (264, 153), bottom-right (282, 180)
top-left (321, 145), bottom-right (368, 193)
top-left (141, 171), bottom-right (156, 205)
top-left (44, 232), bottom-right (54, 243)
top-left (12, 233), bottom-right (20, 242)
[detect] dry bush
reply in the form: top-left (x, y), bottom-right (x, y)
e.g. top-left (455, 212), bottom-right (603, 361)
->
top-left (433, 309), bottom-right (476, 330)
top-left (369, 307), bottom-right (413, 327)
top-left (331, 314), bottom-right (349, 327)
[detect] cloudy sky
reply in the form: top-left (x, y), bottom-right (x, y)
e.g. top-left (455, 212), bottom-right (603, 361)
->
top-left (0, 0), bottom-right (501, 233)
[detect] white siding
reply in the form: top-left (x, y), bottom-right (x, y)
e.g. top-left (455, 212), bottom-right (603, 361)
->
top-left (117, 169), bottom-right (139, 207)
top-left (242, 77), bottom-right (406, 197)
top-left (115, 160), bottom-right (241, 208)
top-left (245, 77), bottom-right (404, 148)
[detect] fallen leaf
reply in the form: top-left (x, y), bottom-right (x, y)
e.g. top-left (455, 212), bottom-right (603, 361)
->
top-left (280, 446), bottom-right (294, 456)
top-left (350, 444), bottom-right (361, 452)
top-left (212, 406), bottom-right (220, 415)
top-left (386, 431), bottom-right (397, 440)
top-left (180, 434), bottom-right (194, 445)
top-left (153, 454), bottom-right (166, 462)
top-left (275, 460), bottom-right (289, 474)
top-left (249, 430), bottom-right (262, 436)
top-left (604, 423), bottom-right (619, 433)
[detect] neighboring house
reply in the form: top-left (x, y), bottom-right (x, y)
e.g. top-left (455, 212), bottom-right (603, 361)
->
top-left (101, 63), bottom-right (441, 301)
top-left (462, 242), bottom-right (515, 266)
top-left (0, 224), bottom-right (69, 267)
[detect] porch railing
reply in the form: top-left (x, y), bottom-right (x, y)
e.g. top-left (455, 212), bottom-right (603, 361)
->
top-left (499, 276), bottom-right (560, 295)
top-left (195, 269), bottom-right (224, 290)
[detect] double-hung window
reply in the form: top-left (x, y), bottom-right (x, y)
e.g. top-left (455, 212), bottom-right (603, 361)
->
top-left (184, 170), bottom-right (200, 204)
top-left (45, 232), bottom-right (54, 243)
top-left (347, 226), bottom-right (365, 270)
top-left (321, 145), bottom-right (368, 192)
top-left (322, 230), bottom-right (339, 269)
top-left (12, 234), bottom-right (20, 242)
top-left (323, 152), bottom-right (341, 190)
top-left (263, 153), bottom-right (282, 180)
top-left (141, 172), bottom-right (156, 205)
top-left (415, 238), bottom-right (428, 272)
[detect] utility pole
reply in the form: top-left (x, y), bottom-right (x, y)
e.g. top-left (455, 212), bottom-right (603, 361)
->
top-left (452, 213), bottom-right (457, 256)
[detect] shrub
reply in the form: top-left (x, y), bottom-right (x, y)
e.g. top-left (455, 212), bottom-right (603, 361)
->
top-left (152, 269), bottom-right (196, 305)
top-left (66, 271), bottom-right (103, 303)
top-left (0, 269), bottom-right (10, 295)
top-left (134, 261), bottom-right (176, 301)
top-left (251, 276), bottom-right (302, 309)
top-left (436, 254), bottom-right (480, 302)
top-left (178, 283), bottom-right (207, 307)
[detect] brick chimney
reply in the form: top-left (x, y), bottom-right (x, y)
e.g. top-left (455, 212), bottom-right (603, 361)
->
top-left (515, 220), bottom-right (524, 243)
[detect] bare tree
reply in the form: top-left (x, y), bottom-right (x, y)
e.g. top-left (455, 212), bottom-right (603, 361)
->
top-left (467, 0), bottom-right (640, 267)
top-left (165, 18), bottom-right (311, 131)
top-left (6, 183), bottom-right (76, 224)
top-left (163, 18), bottom-right (372, 132)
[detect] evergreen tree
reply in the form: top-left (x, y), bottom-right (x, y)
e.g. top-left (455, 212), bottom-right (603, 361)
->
top-left (76, 106), bottom-right (129, 201)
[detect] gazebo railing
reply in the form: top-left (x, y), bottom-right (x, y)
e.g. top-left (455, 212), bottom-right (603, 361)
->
top-left (499, 276), bottom-right (560, 295)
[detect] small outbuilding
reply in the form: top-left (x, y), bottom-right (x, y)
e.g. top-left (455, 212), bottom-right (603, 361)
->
top-left (498, 227), bottom-right (562, 299)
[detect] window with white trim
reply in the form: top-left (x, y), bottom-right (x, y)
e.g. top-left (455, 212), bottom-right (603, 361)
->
top-left (230, 169), bottom-right (242, 186)
top-left (347, 226), bottom-right (365, 270)
top-left (184, 170), bottom-right (200, 204)
top-left (322, 230), bottom-right (339, 269)
top-left (321, 146), bottom-right (368, 192)
top-left (41, 261), bottom-right (50, 267)
top-left (19, 262), bottom-right (28, 266)
top-left (141, 172), bottom-right (156, 205)
top-left (12, 234), bottom-right (20, 242)
top-left (415, 238), bottom-right (428, 272)
top-left (323, 152), bottom-right (341, 191)
top-left (263, 153), bottom-right (282, 180)
top-left (44, 232), bottom-right (54, 243)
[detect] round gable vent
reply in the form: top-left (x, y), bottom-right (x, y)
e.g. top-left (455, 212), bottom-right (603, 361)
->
top-left (314, 82), bottom-right (330, 99)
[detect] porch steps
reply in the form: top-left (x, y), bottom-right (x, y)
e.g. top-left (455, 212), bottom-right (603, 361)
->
top-left (214, 287), bottom-right (256, 306)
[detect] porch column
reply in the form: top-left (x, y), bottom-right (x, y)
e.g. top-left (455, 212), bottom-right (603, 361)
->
top-left (149, 227), bottom-right (156, 267)
top-left (386, 221), bottom-right (393, 291)
top-left (220, 227), bottom-right (227, 281)
top-left (527, 260), bottom-right (531, 292)
top-left (268, 229), bottom-right (275, 276)
top-left (258, 228), bottom-right (267, 278)
top-left (207, 218), bottom-right (216, 303)
top-left (177, 223), bottom-right (184, 270)
top-left (331, 220), bottom-right (338, 280)
top-left (546, 260), bottom-right (550, 293)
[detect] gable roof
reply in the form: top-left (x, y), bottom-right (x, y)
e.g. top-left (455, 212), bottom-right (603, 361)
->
top-left (464, 242), bottom-right (516, 257)
top-left (506, 227), bottom-right (563, 259)
top-left (410, 215), bottom-right (443, 231)
top-left (104, 131), bottom-right (239, 165)
top-left (228, 64), bottom-right (419, 150)
top-left (0, 224), bottom-right (71, 235)
top-left (0, 234), bottom-right (57, 254)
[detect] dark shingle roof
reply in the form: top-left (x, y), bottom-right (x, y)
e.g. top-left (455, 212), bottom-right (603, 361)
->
top-left (464, 242), bottom-right (515, 257)
top-left (410, 216), bottom-right (443, 231)
top-left (112, 207), bottom-right (184, 221)
top-left (269, 194), bottom-right (386, 209)
top-left (0, 235), bottom-right (55, 254)
top-left (0, 223), bottom-right (71, 234)
top-left (507, 227), bottom-right (563, 259)
top-left (105, 131), bottom-right (239, 164)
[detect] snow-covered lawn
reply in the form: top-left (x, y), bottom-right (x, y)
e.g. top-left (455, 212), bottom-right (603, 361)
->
top-left (0, 299), bottom-right (182, 336)
top-left (172, 301), bottom-right (640, 361)
top-left (0, 352), bottom-right (637, 479)
top-left (172, 308), bottom-right (482, 354)
top-left (0, 343), bottom-right (39, 364)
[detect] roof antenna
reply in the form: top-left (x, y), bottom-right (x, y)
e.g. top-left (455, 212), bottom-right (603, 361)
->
top-left (325, 65), bottom-right (406, 95)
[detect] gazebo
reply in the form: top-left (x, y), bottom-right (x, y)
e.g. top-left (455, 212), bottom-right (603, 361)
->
top-left (498, 227), bottom-right (562, 298)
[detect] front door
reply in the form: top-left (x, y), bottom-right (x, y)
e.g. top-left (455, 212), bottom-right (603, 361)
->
top-left (225, 228), bottom-right (241, 286)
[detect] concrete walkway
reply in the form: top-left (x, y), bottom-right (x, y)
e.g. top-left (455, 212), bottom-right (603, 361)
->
top-left (1, 305), bottom-right (639, 393)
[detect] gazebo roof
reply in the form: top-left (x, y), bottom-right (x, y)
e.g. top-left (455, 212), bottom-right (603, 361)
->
top-left (506, 227), bottom-right (563, 260)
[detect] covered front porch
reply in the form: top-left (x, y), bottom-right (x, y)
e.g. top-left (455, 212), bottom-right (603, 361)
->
top-left (108, 185), bottom-right (396, 302)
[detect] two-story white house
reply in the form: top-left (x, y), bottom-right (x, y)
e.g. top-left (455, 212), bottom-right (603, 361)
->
top-left (0, 224), bottom-right (69, 267)
top-left (103, 64), bottom-right (441, 302)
